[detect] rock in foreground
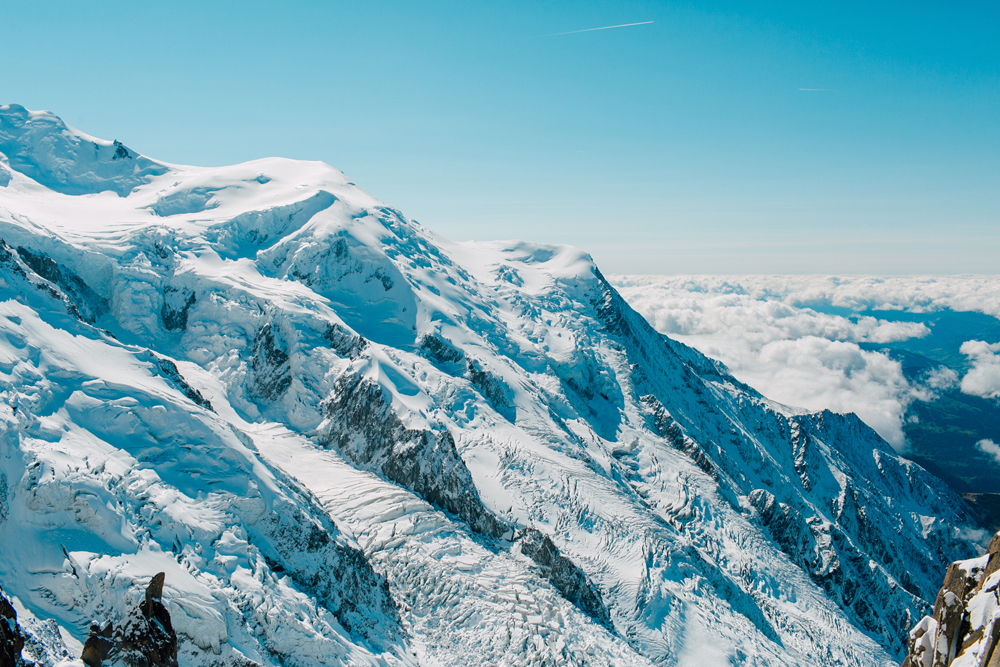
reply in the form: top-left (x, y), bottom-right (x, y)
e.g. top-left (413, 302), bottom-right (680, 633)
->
top-left (902, 534), bottom-right (1000, 667)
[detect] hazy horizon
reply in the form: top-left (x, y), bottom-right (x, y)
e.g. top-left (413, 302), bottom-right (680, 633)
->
top-left (2, 1), bottom-right (996, 274)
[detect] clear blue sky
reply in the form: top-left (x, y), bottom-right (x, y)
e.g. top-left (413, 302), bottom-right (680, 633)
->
top-left (2, 1), bottom-right (997, 274)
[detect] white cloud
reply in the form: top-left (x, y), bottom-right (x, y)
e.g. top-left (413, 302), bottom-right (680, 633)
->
top-left (960, 341), bottom-right (1000, 399)
top-left (975, 439), bottom-right (1000, 465)
top-left (923, 366), bottom-right (960, 391)
top-left (614, 274), bottom-right (1000, 319)
top-left (610, 275), bottom-right (1000, 451)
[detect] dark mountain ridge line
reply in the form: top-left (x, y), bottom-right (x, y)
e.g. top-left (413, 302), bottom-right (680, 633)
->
top-left (589, 268), bottom-right (981, 656)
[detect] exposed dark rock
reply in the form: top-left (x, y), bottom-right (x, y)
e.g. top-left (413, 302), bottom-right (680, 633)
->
top-left (466, 359), bottom-right (515, 422)
top-left (1, 585), bottom-right (75, 667)
top-left (81, 572), bottom-right (178, 667)
top-left (418, 334), bottom-right (465, 366)
top-left (640, 394), bottom-right (714, 477)
top-left (16, 246), bottom-right (108, 323)
top-left (494, 265), bottom-right (523, 286)
top-left (325, 322), bottom-right (367, 359)
top-left (321, 372), bottom-right (507, 539)
top-left (148, 353), bottom-right (213, 410)
top-left (0, 473), bottom-right (7, 525)
top-left (111, 141), bottom-right (132, 161)
top-left (899, 541), bottom-right (1000, 667)
top-left (0, 245), bottom-right (82, 322)
top-left (80, 622), bottom-right (113, 667)
top-left (519, 528), bottom-right (613, 631)
top-left (748, 490), bottom-right (811, 557)
top-left (218, 656), bottom-right (261, 667)
top-left (249, 322), bottom-right (291, 402)
top-left (1, 587), bottom-right (24, 667)
top-left (366, 267), bottom-right (393, 291)
top-left (160, 287), bottom-right (196, 331)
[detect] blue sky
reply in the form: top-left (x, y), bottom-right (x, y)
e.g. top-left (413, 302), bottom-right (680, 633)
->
top-left (2, 1), bottom-right (997, 274)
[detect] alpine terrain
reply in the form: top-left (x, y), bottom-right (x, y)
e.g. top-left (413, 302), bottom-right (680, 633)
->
top-left (0, 104), bottom-right (987, 667)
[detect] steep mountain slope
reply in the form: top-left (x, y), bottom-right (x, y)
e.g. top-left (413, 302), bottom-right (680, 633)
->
top-left (0, 104), bottom-right (985, 666)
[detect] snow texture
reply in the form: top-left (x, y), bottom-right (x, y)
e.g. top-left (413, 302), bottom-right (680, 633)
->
top-left (0, 105), bottom-right (987, 666)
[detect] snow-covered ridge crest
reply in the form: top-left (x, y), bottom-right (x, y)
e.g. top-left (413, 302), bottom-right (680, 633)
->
top-left (0, 104), bottom-right (168, 197)
top-left (0, 105), bottom-right (987, 666)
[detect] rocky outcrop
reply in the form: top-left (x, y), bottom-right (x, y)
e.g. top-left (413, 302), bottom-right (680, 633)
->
top-left (1, 587), bottom-right (24, 667)
top-left (1, 585), bottom-right (78, 667)
top-left (325, 322), bottom-right (367, 359)
top-left (320, 372), bottom-right (507, 539)
top-left (160, 286), bottom-right (196, 331)
top-left (418, 334), bottom-right (464, 367)
top-left (82, 572), bottom-right (178, 667)
top-left (148, 353), bottom-right (213, 410)
top-left (466, 359), bottom-right (515, 422)
top-left (15, 246), bottom-right (108, 323)
top-left (901, 534), bottom-right (1000, 667)
top-left (519, 529), bottom-right (613, 631)
top-left (248, 322), bottom-right (291, 402)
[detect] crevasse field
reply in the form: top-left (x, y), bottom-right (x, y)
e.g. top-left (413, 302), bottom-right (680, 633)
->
top-left (0, 105), bottom-right (988, 667)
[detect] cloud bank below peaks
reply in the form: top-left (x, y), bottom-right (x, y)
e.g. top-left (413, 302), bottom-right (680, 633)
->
top-left (961, 341), bottom-right (1000, 399)
top-left (611, 275), bottom-right (999, 450)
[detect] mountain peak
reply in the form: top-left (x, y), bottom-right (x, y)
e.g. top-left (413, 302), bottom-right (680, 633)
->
top-left (0, 106), bottom-right (986, 667)
top-left (0, 103), bottom-right (168, 196)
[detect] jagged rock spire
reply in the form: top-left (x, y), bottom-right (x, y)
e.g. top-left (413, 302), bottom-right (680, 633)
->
top-left (81, 572), bottom-right (178, 667)
top-left (902, 534), bottom-right (1000, 667)
top-left (1, 587), bottom-right (24, 667)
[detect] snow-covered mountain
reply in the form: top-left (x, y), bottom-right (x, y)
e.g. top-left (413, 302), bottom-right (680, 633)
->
top-left (0, 104), bottom-right (985, 667)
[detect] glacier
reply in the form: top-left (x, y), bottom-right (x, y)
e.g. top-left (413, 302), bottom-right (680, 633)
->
top-left (0, 103), bottom-right (987, 666)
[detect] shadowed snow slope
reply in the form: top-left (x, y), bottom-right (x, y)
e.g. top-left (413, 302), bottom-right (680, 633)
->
top-left (0, 104), bottom-right (986, 666)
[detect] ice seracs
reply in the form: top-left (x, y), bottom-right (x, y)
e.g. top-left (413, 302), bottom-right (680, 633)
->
top-left (0, 104), bottom-right (988, 666)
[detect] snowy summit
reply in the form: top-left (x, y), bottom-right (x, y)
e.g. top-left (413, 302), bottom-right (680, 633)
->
top-left (0, 104), bottom-right (986, 667)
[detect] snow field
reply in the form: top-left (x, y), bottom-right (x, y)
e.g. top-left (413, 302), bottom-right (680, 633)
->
top-left (0, 105), bottom-right (983, 666)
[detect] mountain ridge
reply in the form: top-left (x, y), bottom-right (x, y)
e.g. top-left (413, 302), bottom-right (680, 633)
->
top-left (0, 103), bottom-right (985, 666)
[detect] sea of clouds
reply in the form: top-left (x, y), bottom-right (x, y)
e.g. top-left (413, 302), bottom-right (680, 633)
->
top-left (611, 275), bottom-right (1000, 450)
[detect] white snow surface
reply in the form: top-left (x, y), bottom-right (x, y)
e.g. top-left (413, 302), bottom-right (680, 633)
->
top-left (0, 104), bottom-right (986, 666)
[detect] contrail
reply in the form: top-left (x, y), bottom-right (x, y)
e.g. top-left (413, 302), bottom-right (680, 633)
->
top-left (798, 88), bottom-right (830, 91)
top-left (536, 21), bottom-right (654, 38)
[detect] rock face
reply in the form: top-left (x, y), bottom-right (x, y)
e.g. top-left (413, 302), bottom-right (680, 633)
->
top-left (901, 534), bottom-right (1000, 667)
top-left (518, 529), bottom-right (613, 631)
top-left (1, 587), bottom-right (24, 667)
top-left (82, 573), bottom-right (178, 667)
top-left (0, 586), bottom-right (75, 667)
